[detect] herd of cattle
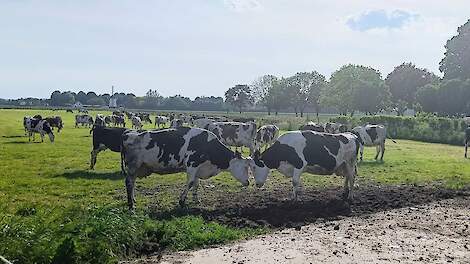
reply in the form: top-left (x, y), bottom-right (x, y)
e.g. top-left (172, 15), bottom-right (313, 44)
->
top-left (23, 110), bottom-right (398, 210)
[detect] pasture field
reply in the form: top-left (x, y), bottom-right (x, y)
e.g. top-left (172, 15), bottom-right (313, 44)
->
top-left (1, 109), bottom-right (470, 263)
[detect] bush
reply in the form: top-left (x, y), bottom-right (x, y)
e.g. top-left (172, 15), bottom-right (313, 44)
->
top-left (329, 115), bottom-right (465, 146)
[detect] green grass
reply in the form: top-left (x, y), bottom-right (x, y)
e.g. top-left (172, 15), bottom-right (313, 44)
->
top-left (1, 109), bottom-right (470, 263)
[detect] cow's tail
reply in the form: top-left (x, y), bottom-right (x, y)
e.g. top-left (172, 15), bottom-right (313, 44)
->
top-left (387, 134), bottom-right (397, 143)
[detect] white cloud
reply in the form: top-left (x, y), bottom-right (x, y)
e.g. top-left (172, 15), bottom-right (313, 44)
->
top-left (224, 0), bottom-right (261, 12)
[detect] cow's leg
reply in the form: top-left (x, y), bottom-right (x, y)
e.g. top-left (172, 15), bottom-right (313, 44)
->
top-left (179, 167), bottom-right (198, 207)
top-left (291, 168), bottom-right (303, 202)
top-left (90, 148), bottom-right (101, 170)
top-left (465, 141), bottom-right (468, 158)
top-left (379, 141), bottom-right (385, 161)
top-left (191, 178), bottom-right (200, 204)
top-left (374, 145), bottom-right (380, 160)
top-left (40, 132), bottom-right (45, 142)
top-left (359, 144), bottom-right (364, 161)
top-left (125, 174), bottom-right (136, 211)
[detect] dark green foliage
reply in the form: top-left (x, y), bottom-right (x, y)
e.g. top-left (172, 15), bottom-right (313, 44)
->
top-left (329, 115), bottom-right (466, 145)
top-left (440, 19), bottom-right (470, 80)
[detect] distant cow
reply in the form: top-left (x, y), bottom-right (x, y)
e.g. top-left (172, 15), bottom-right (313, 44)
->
top-left (192, 118), bottom-right (214, 129)
top-left (78, 109), bottom-right (89, 114)
top-left (325, 122), bottom-right (347, 133)
top-left (299, 122), bottom-right (325, 132)
top-left (90, 126), bottom-right (128, 170)
top-left (170, 119), bottom-right (183, 128)
top-left (137, 113), bottom-right (152, 124)
top-left (94, 114), bottom-right (107, 128)
top-left (121, 127), bottom-right (251, 210)
top-left (233, 117), bottom-right (255, 123)
top-left (75, 115), bottom-right (94, 128)
top-left (206, 122), bottom-right (257, 154)
top-left (254, 125), bottom-right (279, 151)
top-left (24, 117), bottom-right (55, 142)
top-left (45, 116), bottom-right (63, 132)
top-left (113, 115), bottom-right (126, 127)
top-left (66, 109), bottom-right (73, 113)
top-left (131, 116), bottom-right (143, 130)
top-left (251, 131), bottom-right (360, 201)
top-left (352, 124), bottom-right (394, 161)
top-left (155, 116), bottom-right (169, 128)
top-left (465, 126), bottom-right (470, 158)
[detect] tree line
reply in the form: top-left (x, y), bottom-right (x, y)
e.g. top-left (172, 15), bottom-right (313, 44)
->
top-left (225, 19), bottom-right (470, 118)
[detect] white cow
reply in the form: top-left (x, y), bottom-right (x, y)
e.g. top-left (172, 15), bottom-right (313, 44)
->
top-left (352, 124), bottom-right (393, 161)
top-left (131, 116), bottom-right (143, 130)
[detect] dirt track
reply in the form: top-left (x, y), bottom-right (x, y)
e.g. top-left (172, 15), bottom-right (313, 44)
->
top-left (123, 179), bottom-right (470, 263)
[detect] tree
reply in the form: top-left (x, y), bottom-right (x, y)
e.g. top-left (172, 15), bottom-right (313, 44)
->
top-left (225, 84), bottom-right (253, 113)
top-left (385, 63), bottom-right (438, 115)
top-left (85, 92), bottom-right (98, 105)
top-left (50, 90), bottom-right (62, 106)
top-left (417, 79), bottom-right (470, 116)
top-left (75, 91), bottom-right (87, 104)
top-left (440, 19), bottom-right (470, 80)
top-left (87, 97), bottom-right (105, 106)
top-left (291, 71), bottom-right (326, 119)
top-left (251, 75), bottom-right (277, 115)
top-left (322, 64), bottom-right (388, 116)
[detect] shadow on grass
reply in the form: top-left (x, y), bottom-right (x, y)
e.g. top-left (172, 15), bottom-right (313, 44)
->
top-left (4, 141), bottom-right (43, 144)
top-left (2, 135), bottom-right (24, 138)
top-left (147, 184), bottom-right (469, 229)
top-left (57, 170), bottom-right (124, 180)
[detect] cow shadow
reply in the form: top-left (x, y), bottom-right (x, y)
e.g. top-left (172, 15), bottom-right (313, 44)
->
top-left (147, 184), bottom-right (469, 229)
top-left (57, 170), bottom-right (124, 180)
top-left (4, 141), bottom-right (42, 144)
top-left (2, 135), bottom-right (24, 138)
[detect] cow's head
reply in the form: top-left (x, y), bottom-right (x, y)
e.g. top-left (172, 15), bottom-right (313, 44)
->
top-left (250, 150), bottom-right (270, 187)
top-left (228, 151), bottom-right (250, 187)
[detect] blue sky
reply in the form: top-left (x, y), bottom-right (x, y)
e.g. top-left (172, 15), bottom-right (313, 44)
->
top-left (0, 0), bottom-right (469, 99)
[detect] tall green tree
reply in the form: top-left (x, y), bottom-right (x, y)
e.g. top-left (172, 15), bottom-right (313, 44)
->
top-left (225, 84), bottom-right (253, 113)
top-left (251, 75), bottom-right (277, 115)
top-left (322, 64), bottom-right (388, 116)
top-left (440, 19), bottom-right (470, 80)
top-left (385, 63), bottom-right (438, 115)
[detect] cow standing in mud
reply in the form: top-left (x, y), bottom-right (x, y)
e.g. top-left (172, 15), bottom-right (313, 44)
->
top-left (250, 131), bottom-right (360, 201)
top-left (121, 127), bottom-right (251, 210)
top-left (206, 122), bottom-right (257, 155)
top-left (352, 124), bottom-right (393, 161)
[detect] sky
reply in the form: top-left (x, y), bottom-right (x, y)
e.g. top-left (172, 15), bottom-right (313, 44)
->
top-left (1, 0), bottom-right (469, 99)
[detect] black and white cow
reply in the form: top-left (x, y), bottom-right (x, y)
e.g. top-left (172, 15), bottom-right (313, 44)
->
top-left (137, 113), bottom-right (152, 124)
top-left (24, 117), bottom-right (55, 142)
top-left (170, 119), bottom-right (183, 128)
top-left (233, 117), bottom-right (255, 123)
top-left (155, 116), bottom-right (169, 128)
top-left (325, 122), bottom-right (347, 133)
top-left (121, 127), bottom-right (252, 210)
top-left (206, 122), bottom-right (257, 154)
top-left (113, 115), bottom-right (126, 127)
top-left (299, 122), bottom-right (325, 132)
top-left (75, 114), bottom-right (94, 128)
top-left (94, 114), bottom-right (107, 128)
top-left (90, 126), bottom-right (128, 170)
top-left (352, 124), bottom-right (393, 161)
top-left (192, 118), bottom-right (214, 129)
top-left (465, 126), bottom-right (470, 158)
top-left (45, 116), bottom-right (63, 132)
top-left (254, 125), bottom-right (279, 151)
top-left (66, 109), bottom-right (73, 113)
top-left (251, 131), bottom-right (360, 201)
top-left (131, 116), bottom-right (143, 129)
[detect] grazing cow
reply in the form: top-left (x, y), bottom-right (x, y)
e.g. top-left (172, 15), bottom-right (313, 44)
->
top-left (23, 116), bottom-right (31, 135)
top-left (206, 122), bottom-right (257, 154)
top-left (299, 122), bottom-right (325, 132)
top-left (45, 116), bottom-right (63, 132)
top-left (90, 126), bottom-right (128, 170)
top-left (78, 109), bottom-right (89, 114)
top-left (24, 117), bottom-right (55, 142)
top-left (192, 118), bottom-right (214, 129)
top-left (33, 114), bottom-right (43, 119)
top-left (170, 119), bottom-right (183, 128)
top-left (75, 114), bottom-right (94, 128)
top-left (125, 111), bottom-right (134, 119)
top-left (137, 113), bottom-right (152, 124)
top-left (325, 122), bottom-right (347, 133)
top-left (113, 115), bottom-right (126, 127)
top-left (465, 126), bottom-right (470, 158)
top-left (155, 116), bottom-right (169, 128)
top-left (254, 125), bottom-right (280, 151)
top-left (66, 109), bottom-right (73, 113)
top-left (352, 124), bottom-right (393, 161)
top-left (121, 127), bottom-right (251, 210)
top-left (131, 116), bottom-right (143, 129)
top-left (250, 131), bottom-right (360, 201)
top-left (104, 115), bottom-right (113, 125)
top-left (113, 110), bottom-right (124, 117)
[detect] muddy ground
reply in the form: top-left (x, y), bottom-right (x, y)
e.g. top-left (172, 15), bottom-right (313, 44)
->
top-left (122, 177), bottom-right (470, 263)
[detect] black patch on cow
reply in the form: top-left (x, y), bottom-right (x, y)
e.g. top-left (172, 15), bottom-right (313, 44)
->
top-left (299, 124), bottom-right (325, 132)
top-left (337, 135), bottom-right (349, 144)
top-left (301, 131), bottom-right (338, 171)
top-left (261, 141), bottom-right (304, 169)
top-left (366, 127), bottom-right (378, 142)
top-left (466, 127), bottom-right (470, 142)
top-left (253, 151), bottom-right (265, 167)
top-left (144, 127), bottom-right (191, 166)
top-left (42, 121), bottom-right (53, 134)
top-left (220, 124), bottom-right (237, 141)
top-left (187, 130), bottom-right (235, 169)
top-left (350, 131), bottom-right (364, 145)
top-left (93, 127), bottom-right (128, 152)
